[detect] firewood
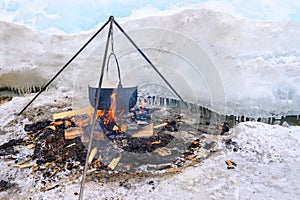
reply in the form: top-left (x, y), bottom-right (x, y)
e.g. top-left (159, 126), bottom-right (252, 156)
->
top-left (51, 120), bottom-right (64, 126)
top-left (151, 141), bottom-right (161, 145)
top-left (47, 125), bottom-right (56, 131)
top-left (65, 120), bottom-right (72, 127)
top-left (4, 157), bottom-right (16, 162)
top-left (153, 123), bottom-right (168, 129)
top-left (17, 162), bottom-right (34, 169)
top-left (32, 166), bottom-right (39, 172)
top-left (52, 107), bottom-right (94, 119)
top-left (64, 127), bottom-right (82, 140)
top-left (26, 143), bottom-right (35, 149)
top-left (107, 155), bottom-right (122, 171)
top-left (15, 158), bottom-right (32, 166)
top-left (186, 154), bottom-right (197, 160)
top-left (88, 147), bottom-right (98, 165)
top-left (44, 162), bottom-right (52, 168)
top-left (49, 167), bottom-right (61, 178)
top-left (40, 184), bottom-right (60, 192)
top-left (87, 168), bottom-right (97, 175)
top-left (66, 143), bottom-right (76, 148)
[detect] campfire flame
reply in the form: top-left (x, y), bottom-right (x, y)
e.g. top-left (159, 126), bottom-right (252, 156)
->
top-left (108, 88), bottom-right (117, 123)
top-left (91, 88), bottom-right (118, 123)
top-left (97, 88), bottom-right (124, 133)
top-left (74, 88), bottom-right (127, 139)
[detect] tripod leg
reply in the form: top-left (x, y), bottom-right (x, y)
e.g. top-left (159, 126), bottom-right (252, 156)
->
top-left (113, 19), bottom-right (188, 108)
top-left (18, 17), bottom-right (111, 115)
top-left (78, 16), bottom-right (114, 200)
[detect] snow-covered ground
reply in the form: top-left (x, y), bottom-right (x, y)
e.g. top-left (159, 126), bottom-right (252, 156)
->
top-left (74, 122), bottom-right (300, 200)
top-left (0, 93), bottom-right (299, 199)
top-left (1, 8), bottom-right (300, 200)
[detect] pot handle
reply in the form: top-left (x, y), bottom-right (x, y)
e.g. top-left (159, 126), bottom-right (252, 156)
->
top-left (107, 52), bottom-right (122, 88)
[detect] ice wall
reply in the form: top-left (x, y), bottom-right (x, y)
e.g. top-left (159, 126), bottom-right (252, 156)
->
top-left (1, 9), bottom-right (299, 117)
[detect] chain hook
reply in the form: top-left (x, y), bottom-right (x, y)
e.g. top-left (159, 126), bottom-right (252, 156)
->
top-left (106, 23), bottom-right (122, 87)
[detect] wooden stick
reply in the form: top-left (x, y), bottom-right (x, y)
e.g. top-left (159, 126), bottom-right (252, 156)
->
top-left (88, 147), bottom-right (98, 165)
top-left (153, 123), bottom-right (168, 129)
top-left (64, 127), bottom-right (82, 140)
top-left (14, 158), bottom-right (32, 166)
top-left (52, 107), bottom-right (94, 119)
top-left (107, 155), bottom-right (122, 171)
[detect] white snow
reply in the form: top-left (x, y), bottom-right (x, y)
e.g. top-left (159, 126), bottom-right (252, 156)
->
top-left (1, 9), bottom-right (299, 116)
top-left (1, 102), bottom-right (299, 200)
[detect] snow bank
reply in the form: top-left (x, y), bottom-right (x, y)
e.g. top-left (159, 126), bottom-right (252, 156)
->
top-left (1, 8), bottom-right (299, 116)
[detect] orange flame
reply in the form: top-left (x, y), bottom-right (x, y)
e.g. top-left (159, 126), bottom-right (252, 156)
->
top-left (106, 88), bottom-right (117, 123)
top-left (75, 88), bottom-right (123, 136)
